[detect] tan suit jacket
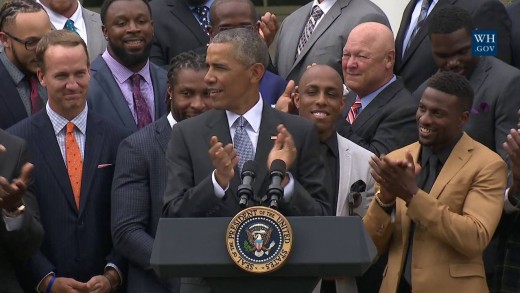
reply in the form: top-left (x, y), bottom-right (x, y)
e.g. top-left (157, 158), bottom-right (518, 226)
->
top-left (363, 133), bottom-right (507, 293)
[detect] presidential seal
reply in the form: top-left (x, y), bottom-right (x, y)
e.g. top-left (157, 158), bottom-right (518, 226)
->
top-left (226, 206), bottom-right (292, 273)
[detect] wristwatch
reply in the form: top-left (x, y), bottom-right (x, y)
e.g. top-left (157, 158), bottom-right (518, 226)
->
top-left (3, 202), bottom-right (25, 217)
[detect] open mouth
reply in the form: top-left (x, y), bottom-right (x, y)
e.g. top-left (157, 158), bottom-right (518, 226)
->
top-left (311, 111), bottom-right (330, 118)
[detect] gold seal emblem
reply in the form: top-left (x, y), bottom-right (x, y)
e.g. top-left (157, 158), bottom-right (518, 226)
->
top-left (226, 206), bottom-right (293, 273)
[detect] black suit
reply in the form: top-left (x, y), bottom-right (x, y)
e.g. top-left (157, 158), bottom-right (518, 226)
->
top-left (394, 0), bottom-right (512, 92)
top-left (508, 1), bottom-right (520, 70)
top-left (0, 129), bottom-right (43, 293)
top-left (337, 78), bottom-right (418, 156)
top-left (163, 102), bottom-right (331, 218)
top-left (8, 111), bottom-right (130, 286)
top-left (150, 0), bottom-right (209, 68)
top-left (0, 62), bottom-right (32, 130)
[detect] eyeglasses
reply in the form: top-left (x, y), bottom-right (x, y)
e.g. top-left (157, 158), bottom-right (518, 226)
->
top-left (217, 24), bottom-right (257, 32)
top-left (3, 31), bottom-right (40, 51)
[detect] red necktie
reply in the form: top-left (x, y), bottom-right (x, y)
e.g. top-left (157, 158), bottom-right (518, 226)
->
top-left (346, 97), bottom-right (362, 124)
top-left (26, 76), bottom-right (42, 114)
top-left (66, 122), bottom-right (83, 209)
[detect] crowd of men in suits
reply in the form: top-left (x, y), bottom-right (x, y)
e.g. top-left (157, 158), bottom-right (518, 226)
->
top-left (1, 0), bottom-right (520, 292)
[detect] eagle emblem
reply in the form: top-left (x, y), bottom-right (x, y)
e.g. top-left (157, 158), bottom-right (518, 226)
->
top-left (245, 223), bottom-right (275, 257)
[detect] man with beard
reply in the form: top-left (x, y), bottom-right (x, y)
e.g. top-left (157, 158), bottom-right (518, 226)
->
top-left (0, 0), bottom-right (51, 129)
top-left (87, 0), bottom-right (168, 132)
top-left (111, 51), bottom-right (211, 292)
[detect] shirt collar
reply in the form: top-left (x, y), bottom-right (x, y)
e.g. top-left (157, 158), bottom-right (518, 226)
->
top-left (226, 94), bottom-right (263, 133)
top-left (420, 132), bottom-right (462, 166)
top-left (46, 102), bottom-right (88, 135)
top-left (101, 49), bottom-right (152, 85)
top-left (167, 112), bottom-right (177, 128)
top-left (359, 75), bottom-right (397, 110)
top-left (38, 0), bottom-right (82, 30)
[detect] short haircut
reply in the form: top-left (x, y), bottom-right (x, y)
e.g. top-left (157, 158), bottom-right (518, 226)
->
top-left (36, 30), bottom-right (89, 72)
top-left (427, 71), bottom-right (474, 111)
top-left (428, 6), bottom-right (474, 36)
top-left (168, 50), bottom-right (208, 86)
top-left (100, 0), bottom-right (152, 26)
top-left (210, 28), bottom-right (268, 68)
top-left (0, 0), bottom-right (44, 31)
top-left (209, 0), bottom-right (258, 26)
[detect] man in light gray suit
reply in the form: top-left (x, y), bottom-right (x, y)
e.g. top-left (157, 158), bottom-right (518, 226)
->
top-left (37, 0), bottom-right (106, 61)
top-left (111, 51), bottom-right (211, 292)
top-left (295, 65), bottom-right (375, 293)
top-left (275, 0), bottom-right (389, 83)
top-left (0, 129), bottom-right (43, 293)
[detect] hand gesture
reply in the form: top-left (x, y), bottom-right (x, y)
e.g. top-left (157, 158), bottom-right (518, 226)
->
top-left (0, 161), bottom-right (33, 210)
top-left (208, 136), bottom-right (238, 189)
top-left (275, 80), bottom-right (298, 114)
top-left (86, 275), bottom-right (111, 293)
top-left (267, 124), bottom-right (297, 173)
top-left (258, 12), bottom-right (279, 47)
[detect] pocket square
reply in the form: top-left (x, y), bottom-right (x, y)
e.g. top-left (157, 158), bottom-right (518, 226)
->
top-left (97, 163), bottom-right (113, 168)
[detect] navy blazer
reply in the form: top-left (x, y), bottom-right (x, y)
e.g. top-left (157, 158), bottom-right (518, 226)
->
top-left (0, 60), bottom-right (30, 130)
top-left (260, 71), bottom-right (287, 106)
top-left (87, 56), bottom-right (168, 132)
top-left (8, 110), bottom-right (131, 285)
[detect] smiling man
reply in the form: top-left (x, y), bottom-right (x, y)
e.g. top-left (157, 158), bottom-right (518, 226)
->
top-left (365, 71), bottom-right (506, 292)
top-left (87, 0), bottom-right (168, 132)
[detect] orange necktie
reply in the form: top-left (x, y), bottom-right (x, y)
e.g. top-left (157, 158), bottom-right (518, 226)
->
top-left (66, 122), bottom-right (83, 209)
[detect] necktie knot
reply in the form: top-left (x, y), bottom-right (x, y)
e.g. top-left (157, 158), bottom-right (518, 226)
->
top-left (310, 5), bottom-right (324, 21)
top-left (131, 74), bottom-right (141, 89)
top-left (64, 19), bottom-right (78, 34)
top-left (235, 116), bottom-right (248, 129)
top-left (24, 75), bottom-right (41, 114)
top-left (297, 5), bottom-right (324, 56)
top-left (66, 122), bottom-right (76, 134)
top-left (346, 97), bottom-right (362, 124)
top-left (130, 74), bottom-right (152, 128)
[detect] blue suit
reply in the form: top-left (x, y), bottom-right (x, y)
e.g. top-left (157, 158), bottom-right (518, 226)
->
top-left (87, 56), bottom-right (168, 132)
top-left (8, 110), bottom-right (130, 286)
top-left (260, 71), bottom-right (287, 106)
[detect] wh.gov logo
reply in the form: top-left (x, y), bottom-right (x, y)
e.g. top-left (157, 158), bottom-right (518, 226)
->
top-left (472, 30), bottom-right (497, 56)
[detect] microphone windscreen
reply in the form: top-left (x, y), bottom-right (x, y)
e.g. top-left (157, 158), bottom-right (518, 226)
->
top-left (242, 160), bottom-right (258, 174)
top-left (350, 180), bottom-right (366, 193)
top-left (270, 159), bottom-right (287, 174)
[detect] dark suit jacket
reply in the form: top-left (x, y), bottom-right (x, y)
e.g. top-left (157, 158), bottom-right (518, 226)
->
top-left (150, 0), bottom-right (209, 67)
top-left (0, 61), bottom-right (30, 130)
top-left (0, 130), bottom-right (43, 293)
top-left (111, 116), bottom-right (179, 293)
top-left (163, 103), bottom-right (331, 218)
top-left (275, 0), bottom-right (389, 83)
top-left (395, 0), bottom-right (512, 92)
top-left (507, 1), bottom-right (520, 70)
top-left (87, 56), bottom-right (168, 132)
top-left (337, 78), bottom-right (418, 156)
top-left (8, 111), bottom-right (130, 286)
top-left (413, 57), bottom-right (520, 162)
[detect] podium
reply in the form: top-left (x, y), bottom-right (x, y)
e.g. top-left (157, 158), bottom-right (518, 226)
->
top-left (151, 216), bottom-right (377, 293)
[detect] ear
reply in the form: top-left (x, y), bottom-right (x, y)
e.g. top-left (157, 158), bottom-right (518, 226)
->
top-left (102, 25), bottom-right (108, 40)
top-left (249, 63), bottom-right (265, 84)
top-left (167, 84), bottom-right (173, 98)
top-left (459, 110), bottom-right (469, 128)
top-left (294, 92), bottom-right (301, 110)
top-left (37, 68), bottom-right (45, 87)
top-left (385, 49), bottom-right (395, 70)
top-left (0, 32), bottom-right (9, 47)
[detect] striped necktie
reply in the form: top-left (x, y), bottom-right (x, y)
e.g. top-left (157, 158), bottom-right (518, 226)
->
top-left (346, 97), bottom-right (362, 124)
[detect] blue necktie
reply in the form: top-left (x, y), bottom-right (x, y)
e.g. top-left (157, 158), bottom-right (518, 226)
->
top-left (193, 5), bottom-right (210, 35)
top-left (64, 19), bottom-right (78, 34)
top-left (233, 116), bottom-right (254, 173)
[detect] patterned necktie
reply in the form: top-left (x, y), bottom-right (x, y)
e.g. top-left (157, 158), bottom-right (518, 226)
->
top-left (346, 97), bottom-right (362, 124)
top-left (405, 0), bottom-right (432, 53)
top-left (130, 74), bottom-right (152, 129)
top-left (64, 19), bottom-right (78, 34)
top-left (25, 76), bottom-right (41, 114)
top-left (233, 116), bottom-right (255, 173)
top-left (194, 5), bottom-right (210, 35)
top-left (66, 122), bottom-right (83, 209)
top-left (297, 5), bottom-right (324, 56)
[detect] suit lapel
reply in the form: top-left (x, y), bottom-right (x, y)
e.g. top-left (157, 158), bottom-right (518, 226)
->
top-left (468, 57), bottom-right (489, 96)
top-left (336, 135), bottom-right (353, 215)
top-left (169, 0), bottom-right (208, 45)
top-left (428, 134), bottom-right (472, 199)
top-left (0, 63), bottom-right (28, 123)
top-left (155, 116), bottom-right (171, 155)
top-left (395, 0), bottom-right (416, 64)
top-left (78, 113), bottom-right (105, 216)
top-left (253, 105), bottom-right (279, 198)
top-left (33, 112), bottom-right (77, 213)
top-left (150, 64), bottom-right (168, 119)
top-left (82, 7), bottom-right (105, 60)
top-left (91, 58), bottom-right (137, 131)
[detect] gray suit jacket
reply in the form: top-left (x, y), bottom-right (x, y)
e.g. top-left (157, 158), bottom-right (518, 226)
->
top-left (82, 7), bottom-right (106, 61)
top-left (394, 0), bottom-right (512, 92)
top-left (275, 0), bottom-right (389, 83)
top-left (337, 77), bottom-right (418, 156)
top-left (0, 129), bottom-right (43, 293)
top-left (413, 57), bottom-right (520, 163)
top-left (111, 116), bottom-right (179, 292)
top-left (87, 56), bottom-right (168, 132)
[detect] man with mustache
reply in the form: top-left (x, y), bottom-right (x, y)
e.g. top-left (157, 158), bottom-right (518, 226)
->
top-left (87, 0), bottom-right (168, 132)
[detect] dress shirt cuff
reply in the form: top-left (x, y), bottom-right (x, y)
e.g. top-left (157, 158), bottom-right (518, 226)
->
top-left (105, 263), bottom-right (123, 285)
top-left (504, 188), bottom-right (520, 213)
top-left (281, 172), bottom-right (294, 202)
top-left (212, 170), bottom-right (228, 199)
top-left (36, 272), bottom-right (55, 293)
top-left (2, 213), bottom-right (24, 231)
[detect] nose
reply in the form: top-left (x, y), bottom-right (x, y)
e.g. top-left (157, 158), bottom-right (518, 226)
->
top-left (315, 91), bottom-right (327, 106)
top-left (445, 56), bottom-right (460, 70)
top-left (204, 69), bottom-right (215, 84)
top-left (65, 77), bottom-right (79, 89)
top-left (191, 95), bottom-right (206, 110)
top-left (127, 20), bottom-right (140, 32)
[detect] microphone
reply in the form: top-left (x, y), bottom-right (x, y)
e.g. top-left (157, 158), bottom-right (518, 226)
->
top-left (238, 160), bottom-right (257, 209)
top-left (267, 159), bottom-right (286, 210)
top-left (347, 180), bottom-right (366, 216)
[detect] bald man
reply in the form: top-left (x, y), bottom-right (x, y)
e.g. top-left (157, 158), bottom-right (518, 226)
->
top-left (337, 22), bottom-right (417, 157)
